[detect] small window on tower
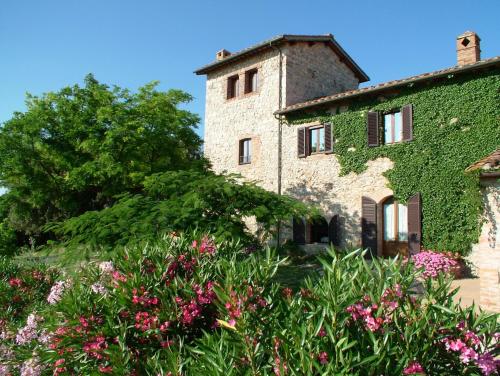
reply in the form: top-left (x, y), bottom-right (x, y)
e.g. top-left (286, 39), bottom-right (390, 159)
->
top-left (244, 69), bottom-right (258, 94)
top-left (227, 75), bottom-right (239, 99)
top-left (239, 138), bottom-right (251, 164)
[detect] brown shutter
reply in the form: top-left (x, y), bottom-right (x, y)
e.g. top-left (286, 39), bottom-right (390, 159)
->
top-left (305, 127), bottom-right (310, 156)
top-left (227, 78), bottom-right (231, 99)
top-left (361, 196), bottom-right (377, 253)
top-left (328, 215), bottom-right (340, 246)
top-left (407, 193), bottom-right (422, 254)
top-left (402, 104), bottom-right (413, 141)
top-left (297, 128), bottom-right (306, 158)
top-left (293, 218), bottom-right (305, 245)
top-left (367, 111), bottom-right (379, 147)
top-left (324, 123), bottom-right (334, 154)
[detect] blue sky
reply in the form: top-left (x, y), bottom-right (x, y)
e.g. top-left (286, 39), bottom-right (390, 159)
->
top-left (1, 0), bottom-right (499, 139)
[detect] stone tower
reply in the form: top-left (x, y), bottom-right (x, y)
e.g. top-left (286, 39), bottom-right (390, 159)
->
top-left (195, 35), bottom-right (368, 193)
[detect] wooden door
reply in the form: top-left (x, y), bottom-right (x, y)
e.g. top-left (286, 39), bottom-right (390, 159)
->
top-left (382, 197), bottom-right (409, 257)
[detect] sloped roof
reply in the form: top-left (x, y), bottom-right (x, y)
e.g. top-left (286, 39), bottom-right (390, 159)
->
top-left (276, 56), bottom-right (500, 115)
top-left (194, 34), bottom-right (369, 82)
top-left (466, 149), bottom-right (500, 172)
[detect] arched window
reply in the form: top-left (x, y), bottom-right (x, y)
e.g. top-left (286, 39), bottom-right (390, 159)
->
top-left (383, 198), bottom-right (408, 241)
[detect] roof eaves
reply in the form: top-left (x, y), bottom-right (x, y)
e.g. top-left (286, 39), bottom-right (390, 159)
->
top-left (194, 34), bottom-right (369, 82)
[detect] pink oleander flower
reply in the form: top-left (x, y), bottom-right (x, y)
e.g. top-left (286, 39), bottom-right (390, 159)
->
top-left (476, 352), bottom-right (500, 376)
top-left (464, 330), bottom-right (481, 347)
top-left (411, 251), bottom-right (458, 279)
top-left (19, 357), bottom-right (43, 376)
top-left (199, 236), bottom-right (217, 255)
top-left (98, 261), bottom-right (115, 274)
top-left (317, 327), bottom-right (326, 337)
top-left (0, 364), bottom-right (10, 376)
top-left (403, 361), bottom-right (425, 375)
top-left (16, 313), bottom-right (41, 345)
top-left (459, 346), bottom-right (478, 364)
top-left (98, 365), bottom-right (113, 373)
top-left (91, 282), bottom-right (107, 295)
top-left (47, 280), bottom-right (69, 304)
top-left (446, 339), bottom-right (466, 352)
top-left (317, 351), bottom-right (329, 365)
top-left (8, 277), bottom-right (22, 288)
top-left (38, 329), bottom-right (52, 344)
top-left (0, 344), bottom-right (14, 361)
top-left (111, 271), bottom-right (127, 283)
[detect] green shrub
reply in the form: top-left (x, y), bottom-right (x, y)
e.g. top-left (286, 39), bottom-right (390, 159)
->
top-left (50, 171), bottom-right (315, 253)
top-left (1, 235), bottom-right (498, 375)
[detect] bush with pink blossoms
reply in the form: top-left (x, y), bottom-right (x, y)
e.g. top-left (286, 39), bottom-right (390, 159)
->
top-left (0, 238), bottom-right (498, 375)
top-left (410, 250), bottom-right (459, 279)
top-left (0, 257), bottom-right (59, 324)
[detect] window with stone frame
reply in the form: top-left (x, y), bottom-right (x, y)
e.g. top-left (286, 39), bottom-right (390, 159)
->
top-left (244, 68), bottom-right (258, 94)
top-left (227, 75), bottom-right (240, 99)
top-left (309, 126), bottom-right (326, 154)
top-left (297, 123), bottom-right (333, 157)
top-left (239, 138), bottom-right (251, 164)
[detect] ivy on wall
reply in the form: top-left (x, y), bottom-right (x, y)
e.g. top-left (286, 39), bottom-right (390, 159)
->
top-left (288, 70), bottom-right (500, 255)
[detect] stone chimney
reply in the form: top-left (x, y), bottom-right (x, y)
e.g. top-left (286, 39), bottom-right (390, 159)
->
top-left (216, 49), bottom-right (231, 61)
top-left (456, 31), bottom-right (481, 66)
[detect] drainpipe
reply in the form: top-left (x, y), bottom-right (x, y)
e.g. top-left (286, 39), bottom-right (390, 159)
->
top-left (270, 41), bottom-right (283, 248)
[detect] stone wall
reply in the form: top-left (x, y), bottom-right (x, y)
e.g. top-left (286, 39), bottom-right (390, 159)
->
top-left (469, 178), bottom-right (500, 312)
top-left (283, 43), bottom-right (359, 106)
top-left (280, 119), bottom-right (394, 248)
top-left (204, 49), bottom-right (281, 192)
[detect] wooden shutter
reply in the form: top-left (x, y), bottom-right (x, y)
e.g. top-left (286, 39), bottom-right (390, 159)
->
top-left (367, 111), bottom-right (379, 147)
top-left (361, 196), bottom-right (377, 253)
top-left (297, 128), bottom-right (306, 158)
top-left (227, 78), bottom-right (232, 99)
top-left (328, 215), bottom-right (340, 246)
top-left (402, 104), bottom-right (413, 141)
top-left (407, 193), bottom-right (421, 254)
top-left (324, 123), bottom-right (334, 154)
top-left (293, 218), bottom-right (305, 245)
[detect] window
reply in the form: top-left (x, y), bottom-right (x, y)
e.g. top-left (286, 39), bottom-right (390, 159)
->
top-left (383, 111), bottom-right (403, 144)
top-left (239, 138), bottom-right (251, 164)
top-left (309, 218), bottom-right (329, 243)
top-left (298, 123), bottom-right (333, 157)
top-left (309, 127), bottom-right (325, 153)
top-left (383, 198), bottom-right (408, 241)
top-left (245, 69), bottom-right (258, 93)
top-left (367, 105), bottom-right (413, 147)
top-left (227, 75), bottom-right (239, 99)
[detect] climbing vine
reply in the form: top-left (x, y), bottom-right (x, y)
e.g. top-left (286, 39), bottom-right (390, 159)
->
top-left (288, 69), bottom-right (500, 255)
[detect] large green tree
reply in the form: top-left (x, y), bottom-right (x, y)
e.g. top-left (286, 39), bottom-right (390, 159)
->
top-left (0, 75), bottom-right (204, 241)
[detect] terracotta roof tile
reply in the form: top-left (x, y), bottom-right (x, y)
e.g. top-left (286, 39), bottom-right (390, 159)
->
top-left (466, 149), bottom-right (500, 172)
top-left (194, 34), bottom-right (369, 82)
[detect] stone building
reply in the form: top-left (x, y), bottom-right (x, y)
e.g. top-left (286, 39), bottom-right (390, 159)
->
top-left (195, 33), bottom-right (500, 310)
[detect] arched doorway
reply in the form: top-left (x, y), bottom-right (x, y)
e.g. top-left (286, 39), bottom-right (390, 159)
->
top-left (382, 197), bottom-right (409, 257)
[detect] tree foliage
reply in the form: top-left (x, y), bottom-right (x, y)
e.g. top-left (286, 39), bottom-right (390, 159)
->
top-left (52, 170), bottom-right (315, 252)
top-left (0, 74), bottom-right (205, 242)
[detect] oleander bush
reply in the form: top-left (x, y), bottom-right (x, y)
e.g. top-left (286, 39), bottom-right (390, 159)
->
top-left (1, 235), bottom-right (499, 376)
